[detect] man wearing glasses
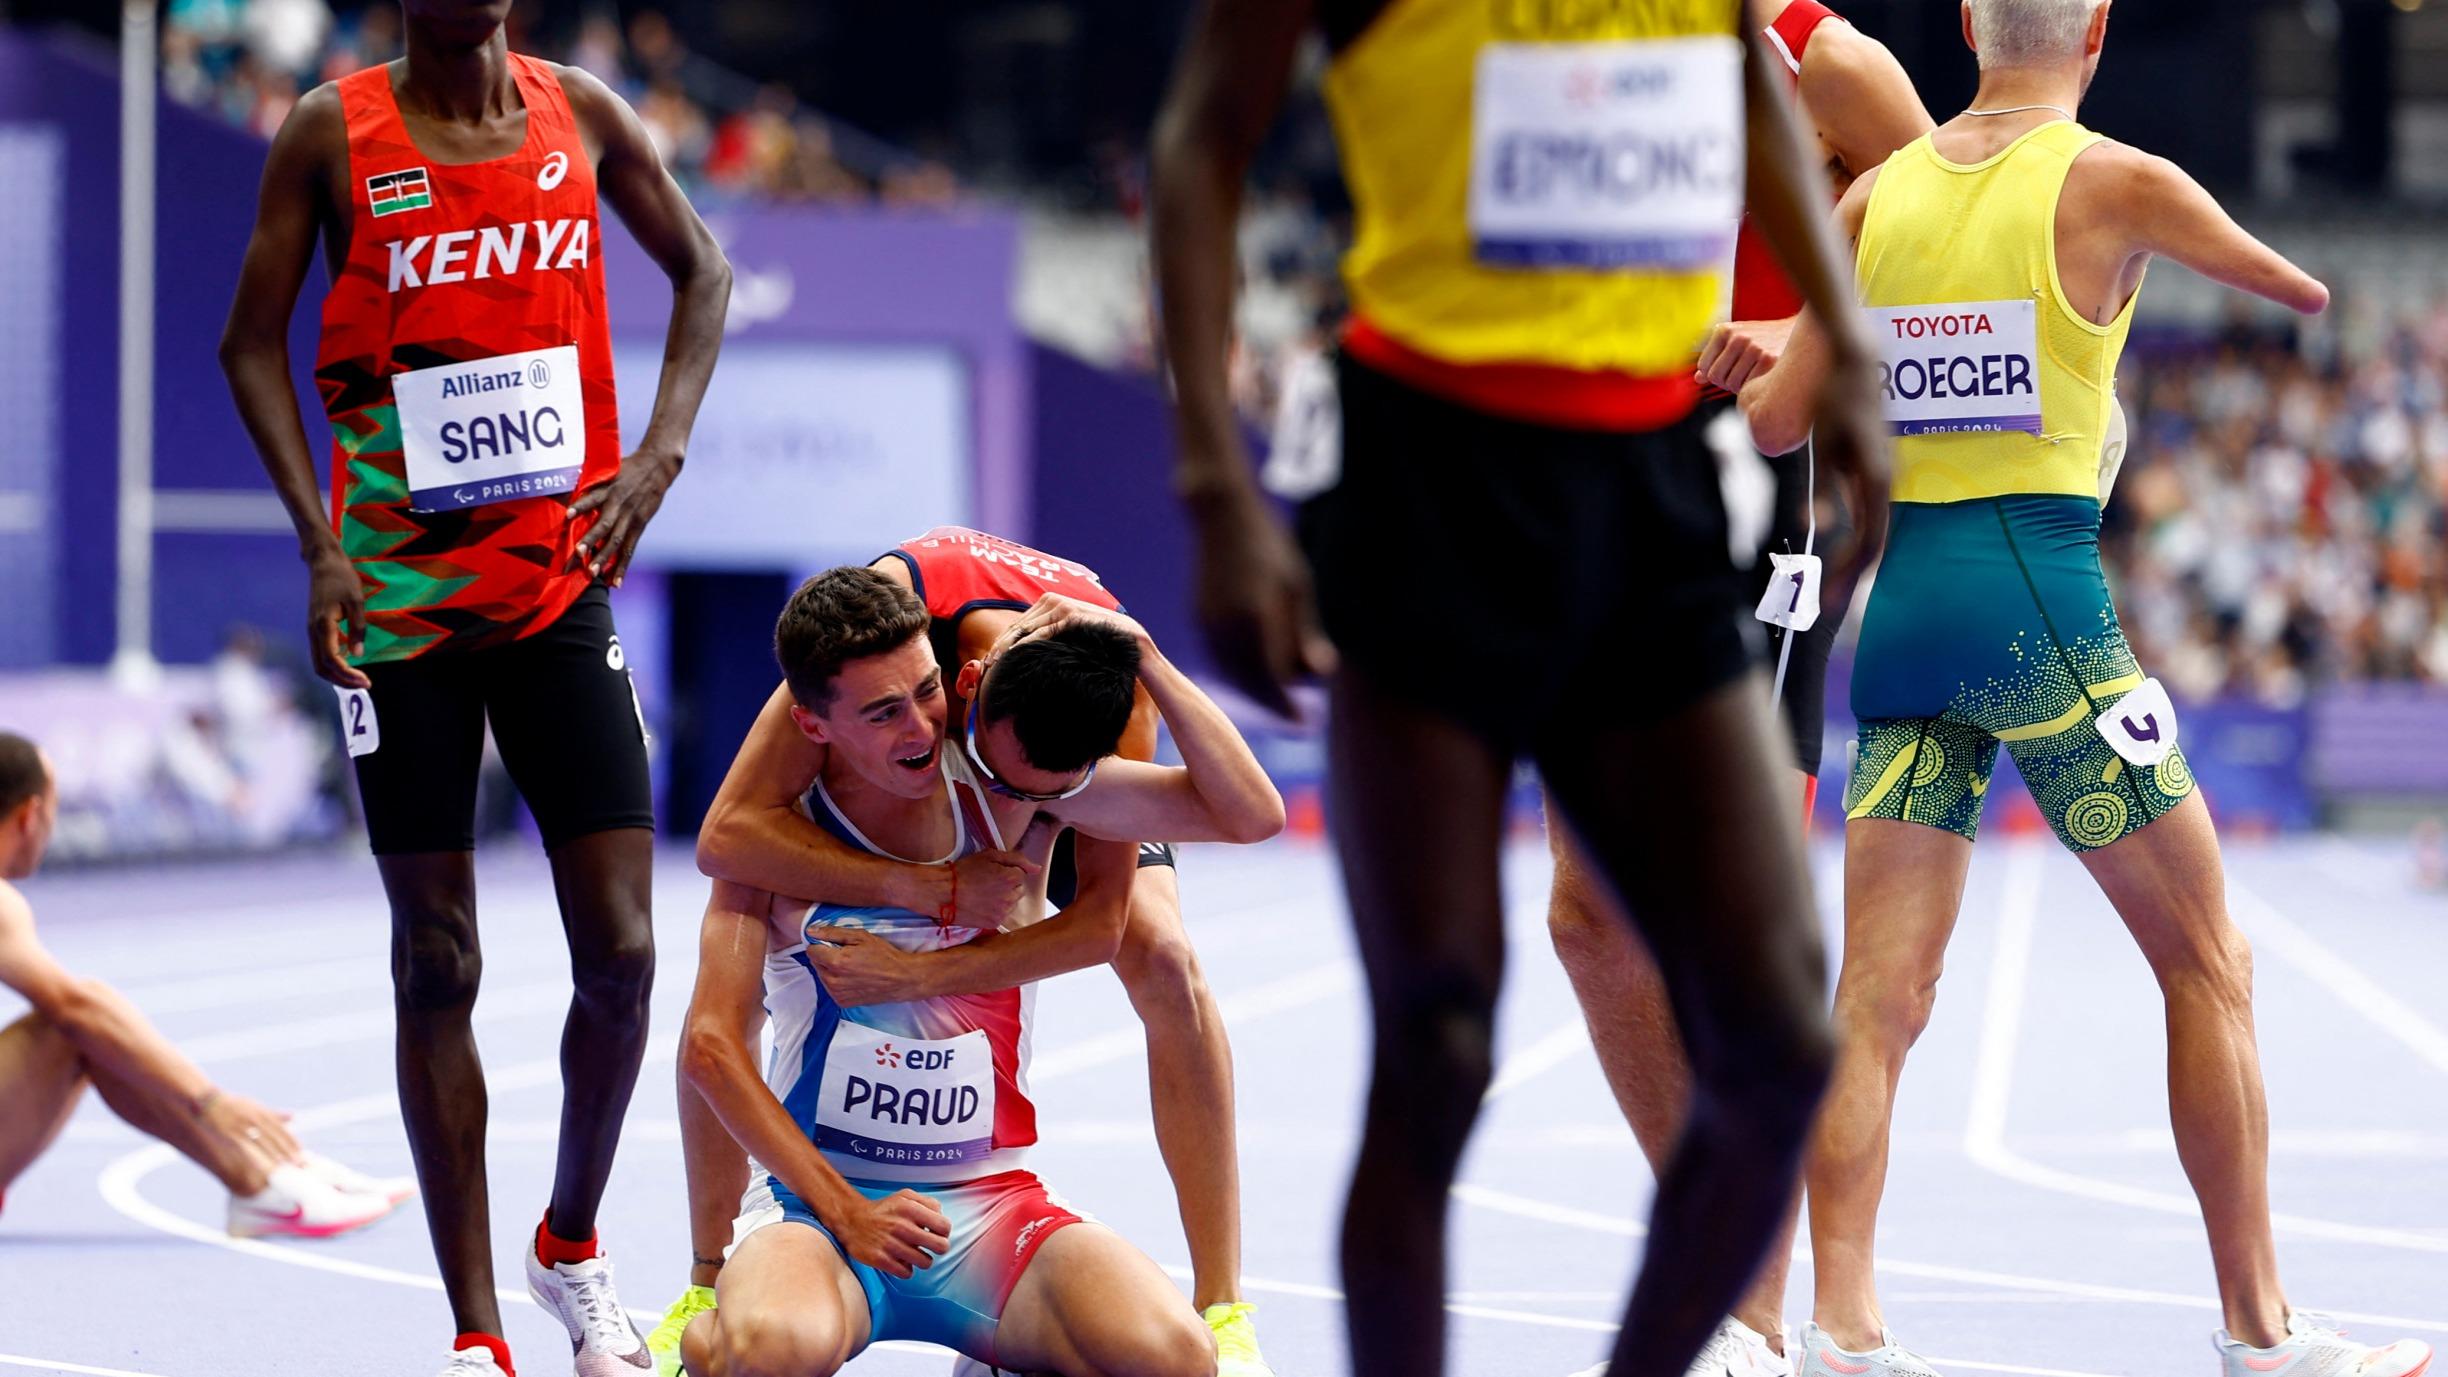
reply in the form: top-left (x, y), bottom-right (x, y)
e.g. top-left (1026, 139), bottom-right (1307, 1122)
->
top-left (647, 528), bottom-right (1278, 1377)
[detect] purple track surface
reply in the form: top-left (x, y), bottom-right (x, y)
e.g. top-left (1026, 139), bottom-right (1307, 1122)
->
top-left (3, 835), bottom-right (2445, 1377)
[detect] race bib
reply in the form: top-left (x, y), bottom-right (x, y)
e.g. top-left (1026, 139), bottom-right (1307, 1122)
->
top-left (393, 344), bottom-right (585, 513)
top-left (2095, 677), bottom-right (2178, 768)
top-left (1755, 552), bottom-right (1823, 633)
top-left (1469, 37), bottom-right (1744, 272)
top-left (813, 1021), bottom-right (996, 1171)
top-left (1869, 299), bottom-right (2042, 436)
top-left (334, 686), bottom-right (379, 758)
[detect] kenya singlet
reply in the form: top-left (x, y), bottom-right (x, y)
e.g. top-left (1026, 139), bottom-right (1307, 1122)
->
top-left (316, 55), bottom-right (621, 663)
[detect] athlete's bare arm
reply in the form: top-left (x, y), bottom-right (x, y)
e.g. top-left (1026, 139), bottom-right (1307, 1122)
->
top-left (1699, 20), bottom-right (1931, 394)
top-left (801, 701), bottom-right (1157, 1007)
top-left (1800, 22), bottom-right (1935, 187)
top-left (1735, 169), bottom-right (1877, 457)
top-left (1000, 597), bottom-right (1285, 846)
top-left (218, 86), bottom-right (367, 690)
top-left (1737, 31), bottom-right (1891, 568)
top-left (1150, 0), bottom-right (1333, 718)
top-left (677, 883), bottom-right (951, 1278)
top-left (2059, 143), bottom-right (2328, 321)
top-left (0, 881), bottom-right (303, 1162)
top-left (695, 683), bottom-right (1041, 924)
top-left (555, 66), bottom-right (732, 586)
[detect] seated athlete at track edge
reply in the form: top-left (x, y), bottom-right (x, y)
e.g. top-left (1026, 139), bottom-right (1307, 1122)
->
top-left (0, 731), bottom-right (416, 1241)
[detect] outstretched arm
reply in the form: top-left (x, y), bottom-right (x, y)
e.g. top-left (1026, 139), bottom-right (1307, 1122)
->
top-left (559, 66), bottom-right (734, 585)
top-left (2120, 149), bottom-right (2328, 315)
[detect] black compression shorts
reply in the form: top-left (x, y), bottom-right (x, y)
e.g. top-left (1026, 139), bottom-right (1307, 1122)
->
top-left (346, 587), bottom-right (654, 854)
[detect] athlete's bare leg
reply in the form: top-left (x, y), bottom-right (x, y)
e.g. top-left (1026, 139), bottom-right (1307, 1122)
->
top-left (1805, 818), bottom-right (1970, 1350)
top-left (0, 1011), bottom-right (87, 1189)
top-left (1110, 864), bottom-right (1245, 1309)
top-left (1536, 672), bottom-right (1833, 1377)
top-left (682, 1221), bottom-right (870, 1377)
top-left (542, 826), bottom-right (657, 1243)
top-left (994, 1223), bottom-right (1220, 1377)
top-left (1545, 823), bottom-right (1800, 1351)
top-left (383, 850), bottom-right (502, 1336)
top-left (2078, 792), bottom-right (2287, 1347)
top-left (1327, 665), bottom-right (1513, 1377)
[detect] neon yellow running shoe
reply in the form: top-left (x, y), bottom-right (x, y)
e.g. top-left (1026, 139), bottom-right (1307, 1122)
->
top-left (1204, 1302), bottom-right (1278, 1377)
top-left (647, 1284), bottom-right (716, 1377)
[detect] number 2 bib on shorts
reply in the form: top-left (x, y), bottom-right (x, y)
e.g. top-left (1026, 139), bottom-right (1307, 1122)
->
top-left (814, 1021), bottom-right (999, 1173)
top-left (1468, 37), bottom-right (1745, 272)
top-left (393, 344), bottom-right (587, 512)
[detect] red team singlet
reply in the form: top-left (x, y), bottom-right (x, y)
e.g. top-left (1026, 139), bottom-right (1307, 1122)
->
top-left (883, 527), bottom-right (1127, 630)
top-left (1728, 0), bottom-right (1844, 324)
top-left (316, 56), bottom-right (622, 662)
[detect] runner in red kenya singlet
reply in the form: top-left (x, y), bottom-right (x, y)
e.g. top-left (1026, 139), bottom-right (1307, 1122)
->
top-left (219, 3), bottom-right (731, 1373)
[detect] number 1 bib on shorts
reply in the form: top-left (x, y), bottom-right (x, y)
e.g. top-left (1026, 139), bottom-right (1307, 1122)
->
top-left (1468, 37), bottom-right (1744, 271)
top-left (392, 343), bottom-right (587, 512)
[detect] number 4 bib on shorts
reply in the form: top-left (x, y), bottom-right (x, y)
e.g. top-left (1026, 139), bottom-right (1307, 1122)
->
top-left (392, 343), bottom-right (587, 513)
top-left (1871, 299), bottom-right (2042, 436)
top-left (1468, 37), bottom-right (1744, 271)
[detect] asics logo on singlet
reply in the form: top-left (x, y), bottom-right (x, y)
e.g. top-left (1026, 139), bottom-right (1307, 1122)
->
top-left (537, 150), bottom-right (570, 191)
top-left (386, 218), bottom-right (592, 293)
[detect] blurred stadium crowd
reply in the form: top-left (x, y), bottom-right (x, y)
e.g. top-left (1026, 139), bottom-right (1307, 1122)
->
top-left (139, 1), bottom-right (2448, 721)
top-left (157, 0), bottom-right (960, 204)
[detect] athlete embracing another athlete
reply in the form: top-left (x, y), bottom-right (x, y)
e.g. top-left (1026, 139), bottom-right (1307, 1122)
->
top-left (1743, 3), bottom-right (2433, 1375)
top-left (220, 2), bottom-right (730, 1373)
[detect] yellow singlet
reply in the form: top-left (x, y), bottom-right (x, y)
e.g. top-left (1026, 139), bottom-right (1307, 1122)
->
top-left (1323, 0), bottom-right (1745, 383)
top-left (1855, 120), bottom-right (2137, 504)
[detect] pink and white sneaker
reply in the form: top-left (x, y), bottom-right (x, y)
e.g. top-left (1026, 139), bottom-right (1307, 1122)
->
top-left (298, 1149), bottom-right (419, 1206)
top-left (225, 1162), bottom-right (398, 1239)
top-left (526, 1247), bottom-right (652, 1374)
top-left (1795, 1322), bottom-right (1944, 1377)
top-left (2215, 1312), bottom-right (2432, 1377)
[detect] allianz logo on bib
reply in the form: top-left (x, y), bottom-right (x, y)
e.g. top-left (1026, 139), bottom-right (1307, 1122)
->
top-left (386, 218), bottom-right (592, 293)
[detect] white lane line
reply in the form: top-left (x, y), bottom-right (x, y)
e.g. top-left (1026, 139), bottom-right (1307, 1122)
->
top-left (1031, 960), bottom-right (1357, 1081)
top-left (1448, 1183), bottom-right (2448, 1334)
top-left (116, 955), bottom-right (387, 1015)
top-left (178, 978), bottom-right (571, 1063)
top-left (1484, 1015), bottom-right (1591, 1101)
top-left (1156, 1265), bottom-right (1616, 1334)
top-left (1964, 847), bottom-right (2448, 1255)
top-left (0, 1357), bottom-right (173, 1377)
top-left (2228, 881), bottom-right (2448, 1078)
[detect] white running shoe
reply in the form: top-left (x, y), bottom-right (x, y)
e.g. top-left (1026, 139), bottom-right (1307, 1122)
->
top-left (2214, 1311), bottom-right (2433, 1377)
top-left (225, 1162), bottom-right (399, 1239)
top-left (298, 1149), bottom-right (419, 1205)
top-left (1795, 1322), bottom-right (1945, 1377)
top-left (526, 1248), bottom-right (653, 1374)
top-left (1690, 1318), bottom-right (1796, 1377)
top-left (437, 1345), bottom-right (511, 1377)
